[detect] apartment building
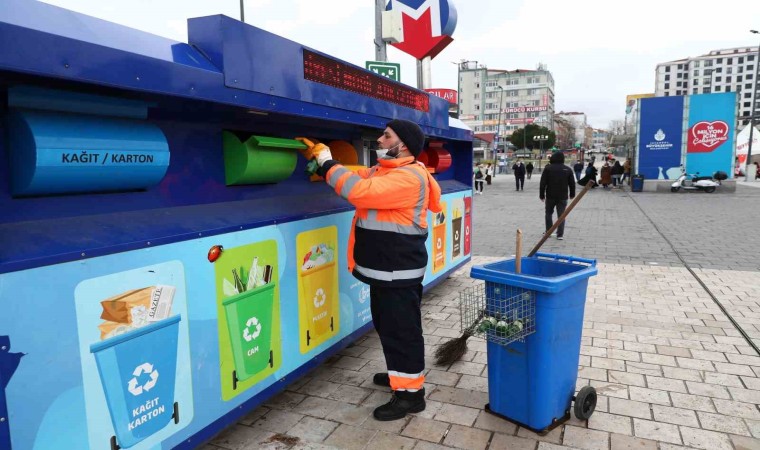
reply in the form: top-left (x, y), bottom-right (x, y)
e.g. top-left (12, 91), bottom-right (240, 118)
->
top-left (457, 61), bottom-right (555, 149)
top-left (655, 46), bottom-right (759, 125)
top-left (555, 111), bottom-right (588, 147)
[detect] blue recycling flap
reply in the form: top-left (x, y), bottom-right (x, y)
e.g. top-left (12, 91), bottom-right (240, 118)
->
top-left (7, 109), bottom-right (170, 196)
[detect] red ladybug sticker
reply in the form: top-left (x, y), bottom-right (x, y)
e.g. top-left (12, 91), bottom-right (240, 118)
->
top-left (208, 245), bottom-right (223, 263)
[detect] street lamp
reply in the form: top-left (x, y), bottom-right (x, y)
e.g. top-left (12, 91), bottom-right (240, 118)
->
top-left (745, 29), bottom-right (760, 181)
top-left (534, 134), bottom-right (549, 171)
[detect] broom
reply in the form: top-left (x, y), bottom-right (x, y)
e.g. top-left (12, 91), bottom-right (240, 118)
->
top-left (433, 180), bottom-right (594, 366)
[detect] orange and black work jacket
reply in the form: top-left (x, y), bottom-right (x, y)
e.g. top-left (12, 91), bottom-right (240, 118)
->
top-left (320, 156), bottom-right (442, 287)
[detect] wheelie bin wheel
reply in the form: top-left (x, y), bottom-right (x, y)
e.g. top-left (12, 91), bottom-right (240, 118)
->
top-left (671, 187), bottom-right (680, 192)
top-left (574, 386), bottom-right (597, 420)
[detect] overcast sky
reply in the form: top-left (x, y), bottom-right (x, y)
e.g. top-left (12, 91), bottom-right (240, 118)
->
top-left (40, 0), bottom-right (760, 128)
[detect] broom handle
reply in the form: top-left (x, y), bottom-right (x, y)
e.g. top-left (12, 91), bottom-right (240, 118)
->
top-left (528, 180), bottom-right (594, 257)
top-left (515, 229), bottom-right (522, 274)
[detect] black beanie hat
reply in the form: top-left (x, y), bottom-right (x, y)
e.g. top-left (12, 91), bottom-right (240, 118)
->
top-left (549, 151), bottom-right (565, 164)
top-left (386, 119), bottom-right (425, 157)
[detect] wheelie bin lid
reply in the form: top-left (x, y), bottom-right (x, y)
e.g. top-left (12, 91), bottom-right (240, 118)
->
top-left (470, 252), bottom-right (598, 294)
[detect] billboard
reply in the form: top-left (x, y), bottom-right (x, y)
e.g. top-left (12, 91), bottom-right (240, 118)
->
top-left (638, 96), bottom-right (684, 179)
top-left (685, 93), bottom-right (736, 178)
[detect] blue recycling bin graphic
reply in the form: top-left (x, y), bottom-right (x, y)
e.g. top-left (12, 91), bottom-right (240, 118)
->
top-left (90, 316), bottom-right (181, 449)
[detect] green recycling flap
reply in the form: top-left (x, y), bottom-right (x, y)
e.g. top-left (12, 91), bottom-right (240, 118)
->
top-left (223, 132), bottom-right (300, 185)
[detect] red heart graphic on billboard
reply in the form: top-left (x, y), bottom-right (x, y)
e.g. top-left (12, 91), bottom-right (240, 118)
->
top-left (687, 120), bottom-right (729, 153)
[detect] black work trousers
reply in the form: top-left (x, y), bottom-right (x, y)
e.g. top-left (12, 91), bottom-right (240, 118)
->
top-left (370, 284), bottom-right (425, 383)
top-left (545, 198), bottom-right (567, 237)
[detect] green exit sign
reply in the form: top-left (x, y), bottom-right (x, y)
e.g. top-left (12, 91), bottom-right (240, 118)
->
top-left (365, 61), bottom-right (401, 82)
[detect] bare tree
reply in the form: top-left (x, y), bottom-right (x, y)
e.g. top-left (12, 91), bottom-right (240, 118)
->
top-left (608, 119), bottom-right (625, 135)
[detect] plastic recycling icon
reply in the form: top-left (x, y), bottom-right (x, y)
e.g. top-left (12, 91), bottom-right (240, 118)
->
top-left (127, 362), bottom-right (159, 396)
top-left (243, 316), bottom-right (262, 342)
top-left (313, 288), bottom-right (326, 308)
top-left (436, 237), bottom-right (443, 250)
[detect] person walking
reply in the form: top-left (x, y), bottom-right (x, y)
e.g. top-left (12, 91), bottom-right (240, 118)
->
top-left (599, 161), bottom-right (612, 188)
top-left (525, 161), bottom-right (534, 180)
top-left (611, 160), bottom-right (624, 188)
top-left (573, 160), bottom-right (584, 181)
top-left (512, 159), bottom-right (526, 191)
top-left (296, 119), bottom-right (441, 421)
top-left (485, 163), bottom-right (494, 185)
top-left (539, 152), bottom-right (575, 240)
top-left (473, 163), bottom-right (485, 194)
top-left (621, 158), bottom-right (632, 185)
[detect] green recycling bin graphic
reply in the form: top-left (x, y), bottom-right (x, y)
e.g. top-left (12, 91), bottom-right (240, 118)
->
top-left (222, 283), bottom-right (275, 389)
top-left (213, 239), bottom-right (281, 400)
top-left (90, 316), bottom-right (181, 449)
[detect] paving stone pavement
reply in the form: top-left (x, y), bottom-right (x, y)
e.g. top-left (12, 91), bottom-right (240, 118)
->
top-left (203, 172), bottom-right (760, 450)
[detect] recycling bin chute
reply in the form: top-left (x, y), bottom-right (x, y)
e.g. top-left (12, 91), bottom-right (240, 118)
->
top-left (222, 282), bottom-right (275, 389)
top-left (90, 315), bottom-right (181, 449)
top-left (463, 253), bottom-right (598, 434)
top-left (301, 261), bottom-right (336, 344)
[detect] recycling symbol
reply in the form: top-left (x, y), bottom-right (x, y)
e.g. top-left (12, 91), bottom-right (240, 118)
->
top-left (313, 288), bottom-right (326, 308)
top-left (243, 316), bottom-right (262, 342)
top-left (454, 229), bottom-right (460, 240)
top-left (436, 237), bottom-right (442, 250)
top-left (127, 362), bottom-right (159, 396)
top-left (465, 225), bottom-right (470, 236)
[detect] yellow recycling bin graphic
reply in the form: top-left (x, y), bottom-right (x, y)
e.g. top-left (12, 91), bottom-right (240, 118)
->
top-left (297, 226), bottom-right (339, 353)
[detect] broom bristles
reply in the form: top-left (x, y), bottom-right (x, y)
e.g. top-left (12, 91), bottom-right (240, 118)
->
top-left (433, 333), bottom-right (472, 366)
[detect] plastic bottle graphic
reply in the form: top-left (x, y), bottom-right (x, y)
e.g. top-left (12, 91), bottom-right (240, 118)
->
top-left (222, 283), bottom-right (275, 389)
top-left (90, 316), bottom-right (181, 448)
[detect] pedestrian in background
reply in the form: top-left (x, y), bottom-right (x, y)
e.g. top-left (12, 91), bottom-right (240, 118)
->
top-left (622, 158), bottom-right (632, 185)
top-left (600, 161), bottom-right (612, 189)
top-left (573, 160), bottom-right (584, 181)
top-left (485, 163), bottom-right (493, 185)
top-left (526, 161), bottom-right (534, 180)
top-left (539, 152), bottom-right (575, 240)
top-left (611, 160), bottom-right (624, 188)
top-left (512, 159), bottom-right (526, 191)
top-left (473, 163), bottom-right (485, 194)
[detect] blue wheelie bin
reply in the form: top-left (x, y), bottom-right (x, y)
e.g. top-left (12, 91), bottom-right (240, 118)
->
top-left (467, 253), bottom-right (598, 435)
top-left (631, 174), bottom-right (644, 192)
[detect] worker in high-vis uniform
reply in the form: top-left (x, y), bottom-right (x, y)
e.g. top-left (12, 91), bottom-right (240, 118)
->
top-left (297, 119), bottom-right (441, 421)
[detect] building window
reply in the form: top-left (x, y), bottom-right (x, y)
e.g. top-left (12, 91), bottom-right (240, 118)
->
top-left (508, 79), bottom-right (519, 85)
top-left (748, 65), bottom-right (755, 72)
top-left (476, 83), bottom-right (480, 88)
top-left (694, 60), bottom-right (700, 68)
top-left (528, 89), bottom-right (538, 95)
top-left (726, 76), bottom-right (732, 83)
top-left (703, 88), bottom-right (711, 94)
top-left (715, 76), bottom-right (722, 82)
top-left (749, 55), bottom-right (755, 61)
top-left (727, 67), bottom-right (732, 74)
top-left (508, 113), bottom-right (518, 119)
top-left (693, 70), bottom-right (699, 77)
top-left (747, 83), bottom-right (753, 89)
top-left (739, 57), bottom-right (744, 63)
top-left (665, 66), bottom-right (671, 72)
top-left (714, 86), bottom-right (721, 92)
top-left (475, 105), bottom-right (480, 110)
top-left (508, 90), bottom-right (518, 97)
top-left (738, 76), bottom-right (743, 82)
top-left (665, 74), bottom-right (670, 80)
top-left (748, 74), bottom-right (754, 80)
top-left (677, 64), bottom-right (683, 69)
top-left (693, 88), bottom-right (698, 94)
top-left (745, 102), bottom-right (752, 107)
top-left (745, 92), bottom-right (752, 98)
top-left (665, 92), bottom-right (670, 96)
top-left (676, 81), bottom-right (681, 87)
top-left (664, 83), bottom-right (670, 89)
top-left (704, 60), bottom-right (713, 67)
top-left (717, 58), bottom-right (723, 63)
top-left (703, 78), bottom-right (710, 85)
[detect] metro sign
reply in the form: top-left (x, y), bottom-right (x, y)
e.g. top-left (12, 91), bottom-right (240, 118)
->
top-left (386, 0), bottom-right (458, 60)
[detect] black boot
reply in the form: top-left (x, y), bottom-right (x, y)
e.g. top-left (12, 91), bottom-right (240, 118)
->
top-left (373, 373), bottom-right (390, 387)
top-left (373, 388), bottom-right (426, 421)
